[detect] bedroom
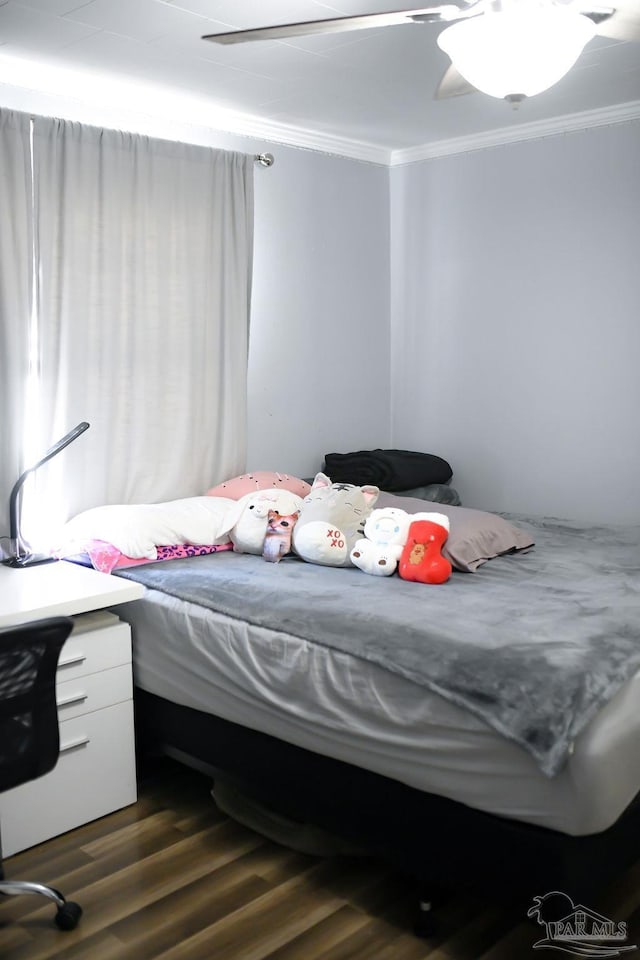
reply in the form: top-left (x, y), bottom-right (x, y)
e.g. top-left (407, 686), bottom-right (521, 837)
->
top-left (0, 0), bottom-right (639, 957)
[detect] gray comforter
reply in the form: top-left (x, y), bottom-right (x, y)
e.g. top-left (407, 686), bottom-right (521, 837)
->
top-left (117, 514), bottom-right (640, 777)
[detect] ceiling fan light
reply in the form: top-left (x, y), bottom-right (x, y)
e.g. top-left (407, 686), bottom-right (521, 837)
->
top-left (436, 6), bottom-right (597, 99)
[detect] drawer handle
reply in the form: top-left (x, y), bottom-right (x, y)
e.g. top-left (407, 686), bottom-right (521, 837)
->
top-left (59, 653), bottom-right (87, 668)
top-left (59, 735), bottom-right (90, 754)
top-left (57, 692), bottom-right (88, 708)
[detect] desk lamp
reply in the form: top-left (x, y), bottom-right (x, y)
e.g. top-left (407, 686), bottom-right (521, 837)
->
top-left (3, 422), bottom-right (90, 568)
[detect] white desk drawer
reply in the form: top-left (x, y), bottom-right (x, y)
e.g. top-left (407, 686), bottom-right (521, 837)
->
top-left (0, 701), bottom-right (137, 857)
top-left (56, 663), bottom-right (133, 721)
top-left (58, 614), bottom-right (131, 681)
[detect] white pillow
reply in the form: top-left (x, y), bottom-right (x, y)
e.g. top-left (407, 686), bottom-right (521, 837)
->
top-left (59, 496), bottom-right (237, 560)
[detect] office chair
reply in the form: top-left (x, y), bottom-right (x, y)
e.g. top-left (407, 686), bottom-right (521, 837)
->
top-left (0, 616), bottom-right (83, 930)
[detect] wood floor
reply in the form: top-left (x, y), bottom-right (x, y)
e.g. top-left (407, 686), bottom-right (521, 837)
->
top-left (2, 757), bottom-right (640, 960)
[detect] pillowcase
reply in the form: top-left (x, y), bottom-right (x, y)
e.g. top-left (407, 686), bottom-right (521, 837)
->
top-left (56, 496), bottom-right (237, 560)
top-left (395, 483), bottom-right (461, 505)
top-left (376, 492), bottom-right (534, 572)
top-left (207, 471), bottom-right (311, 500)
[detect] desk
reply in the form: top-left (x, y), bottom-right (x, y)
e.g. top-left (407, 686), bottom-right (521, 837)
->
top-left (0, 557), bottom-right (144, 628)
top-left (0, 561), bottom-right (145, 856)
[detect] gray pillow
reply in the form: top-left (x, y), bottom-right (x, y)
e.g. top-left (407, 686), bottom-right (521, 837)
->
top-left (376, 492), bottom-right (534, 573)
top-left (395, 483), bottom-right (461, 506)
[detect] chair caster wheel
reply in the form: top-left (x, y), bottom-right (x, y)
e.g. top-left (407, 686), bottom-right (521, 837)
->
top-left (55, 900), bottom-right (83, 930)
top-left (414, 900), bottom-right (437, 938)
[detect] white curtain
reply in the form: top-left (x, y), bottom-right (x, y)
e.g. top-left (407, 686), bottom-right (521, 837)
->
top-left (0, 110), bottom-right (33, 556)
top-left (25, 117), bottom-right (253, 542)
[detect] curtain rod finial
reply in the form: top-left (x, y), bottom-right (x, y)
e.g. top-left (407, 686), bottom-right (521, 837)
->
top-left (254, 153), bottom-right (274, 167)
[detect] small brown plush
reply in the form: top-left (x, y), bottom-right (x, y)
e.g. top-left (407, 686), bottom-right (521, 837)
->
top-left (262, 510), bottom-right (299, 563)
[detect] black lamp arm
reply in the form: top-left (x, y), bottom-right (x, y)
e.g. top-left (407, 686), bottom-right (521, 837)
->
top-left (8, 422), bottom-right (90, 552)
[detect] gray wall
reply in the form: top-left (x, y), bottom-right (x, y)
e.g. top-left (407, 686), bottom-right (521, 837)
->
top-left (390, 121), bottom-right (640, 523)
top-left (248, 148), bottom-right (390, 479)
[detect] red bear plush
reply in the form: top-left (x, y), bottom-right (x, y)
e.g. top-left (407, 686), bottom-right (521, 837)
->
top-left (398, 515), bottom-right (452, 584)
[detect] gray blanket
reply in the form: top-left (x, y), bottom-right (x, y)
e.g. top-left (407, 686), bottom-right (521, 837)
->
top-left (116, 514), bottom-right (640, 777)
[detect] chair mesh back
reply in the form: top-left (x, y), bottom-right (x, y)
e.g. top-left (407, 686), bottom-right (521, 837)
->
top-left (0, 617), bottom-right (73, 793)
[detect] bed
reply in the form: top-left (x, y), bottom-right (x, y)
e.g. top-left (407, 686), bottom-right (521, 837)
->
top-left (57, 485), bottom-right (634, 927)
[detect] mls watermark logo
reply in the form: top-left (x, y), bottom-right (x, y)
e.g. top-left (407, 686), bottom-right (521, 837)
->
top-left (528, 891), bottom-right (637, 957)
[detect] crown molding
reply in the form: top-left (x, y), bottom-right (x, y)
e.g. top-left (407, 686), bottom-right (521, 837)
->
top-left (239, 98), bottom-right (640, 166)
top-left (0, 52), bottom-right (637, 167)
top-left (0, 53), bottom-right (392, 167)
top-left (389, 99), bottom-right (640, 166)
top-left (206, 111), bottom-right (393, 166)
top-left (221, 97), bottom-right (640, 166)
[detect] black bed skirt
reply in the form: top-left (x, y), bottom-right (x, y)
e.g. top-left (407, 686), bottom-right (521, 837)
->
top-left (134, 688), bottom-right (640, 906)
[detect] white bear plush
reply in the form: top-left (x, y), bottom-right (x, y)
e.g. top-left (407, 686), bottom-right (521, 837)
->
top-left (350, 507), bottom-right (412, 577)
top-left (227, 489), bottom-right (303, 555)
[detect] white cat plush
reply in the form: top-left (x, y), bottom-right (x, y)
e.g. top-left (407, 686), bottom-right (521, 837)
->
top-left (292, 472), bottom-right (379, 567)
top-left (350, 507), bottom-right (411, 577)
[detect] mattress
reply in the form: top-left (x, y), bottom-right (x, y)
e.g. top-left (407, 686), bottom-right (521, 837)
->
top-left (115, 587), bottom-right (640, 838)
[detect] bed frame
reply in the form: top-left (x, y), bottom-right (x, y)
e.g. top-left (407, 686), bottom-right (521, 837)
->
top-left (135, 688), bottom-right (640, 924)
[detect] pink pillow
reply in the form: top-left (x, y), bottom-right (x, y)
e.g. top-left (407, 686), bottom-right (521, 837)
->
top-left (207, 471), bottom-right (311, 500)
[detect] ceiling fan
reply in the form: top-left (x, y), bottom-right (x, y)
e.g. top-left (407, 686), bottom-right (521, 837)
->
top-left (202, 0), bottom-right (640, 102)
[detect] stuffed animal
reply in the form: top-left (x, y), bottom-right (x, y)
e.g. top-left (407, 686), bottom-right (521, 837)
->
top-left (350, 507), bottom-right (412, 577)
top-left (398, 515), bottom-right (452, 584)
top-left (292, 472), bottom-right (379, 567)
top-left (262, 509), bottom-right (299, 563)
top-left (227, 490), bottom-right (303, 554)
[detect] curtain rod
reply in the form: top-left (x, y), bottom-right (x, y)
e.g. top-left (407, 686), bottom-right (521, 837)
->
top-left (19, 110), bottom-right (276, 166)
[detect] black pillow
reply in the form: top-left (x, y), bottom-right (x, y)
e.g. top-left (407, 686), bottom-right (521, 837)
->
top-left (323, 448), bottom-right (453, 492)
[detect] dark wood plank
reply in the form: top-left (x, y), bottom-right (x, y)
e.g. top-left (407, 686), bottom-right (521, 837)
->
top-left (1, 757), bottom-right (637, 960)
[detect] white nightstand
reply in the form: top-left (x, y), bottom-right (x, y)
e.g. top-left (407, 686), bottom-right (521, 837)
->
top-left (0, 560), bottom-right (145, 856)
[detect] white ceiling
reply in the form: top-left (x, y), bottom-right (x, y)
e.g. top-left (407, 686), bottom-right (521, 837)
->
top-left (0, 0), bottom-right (639, 161)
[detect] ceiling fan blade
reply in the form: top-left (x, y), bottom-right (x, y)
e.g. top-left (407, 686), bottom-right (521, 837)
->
top-left (202, 5), bottom-right (474, 45)
top-left (587, 1), bottom-right (640, 41)
top-left (435, 63), bottom-right (477, 99)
